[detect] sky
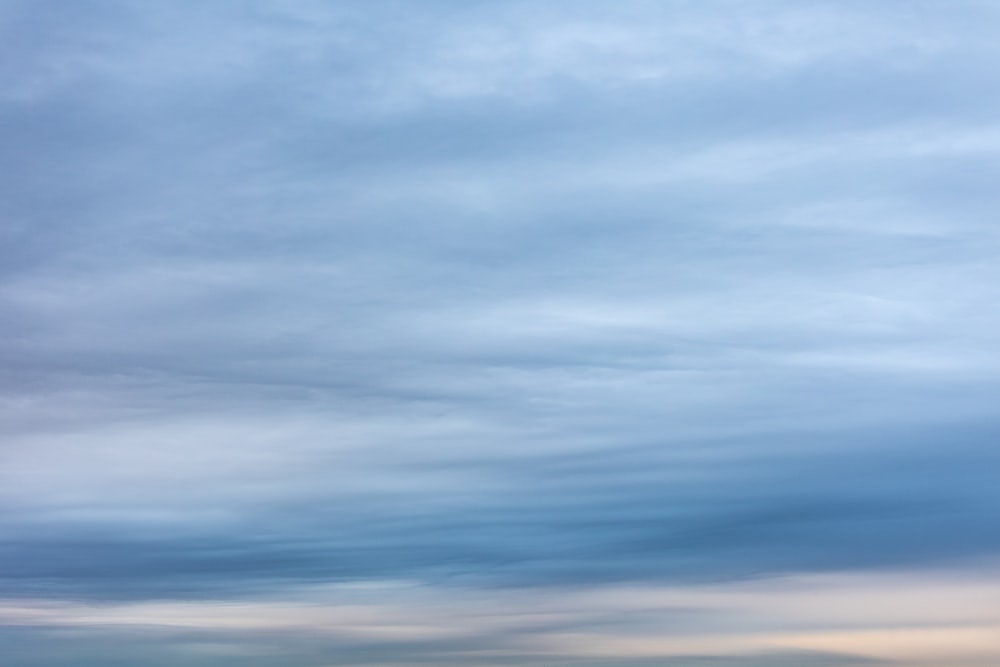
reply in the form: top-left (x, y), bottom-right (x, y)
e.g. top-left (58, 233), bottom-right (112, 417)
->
top-left (2, 1), bottom-right (1000, 665)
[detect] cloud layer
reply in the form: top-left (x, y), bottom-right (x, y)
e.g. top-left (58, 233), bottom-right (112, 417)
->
top-left (3, 1), bottom-right (1000, 665)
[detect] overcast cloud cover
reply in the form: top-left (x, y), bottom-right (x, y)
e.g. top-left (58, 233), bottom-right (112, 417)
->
top-left (2, 1), bottom-right (1000, 665)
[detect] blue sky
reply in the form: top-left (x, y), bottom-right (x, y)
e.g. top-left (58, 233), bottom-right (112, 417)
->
top-left (2, 1), bottom-right (1000, 665)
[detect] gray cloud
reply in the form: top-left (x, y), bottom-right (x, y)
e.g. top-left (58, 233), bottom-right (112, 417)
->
top-left (1, 420), bottom-right (996, 603)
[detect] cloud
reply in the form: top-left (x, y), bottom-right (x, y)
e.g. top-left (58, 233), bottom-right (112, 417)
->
top-left (2, 567), bottom-right (997, 665)
top-left (2, 0), bottom-right (1000, 664)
